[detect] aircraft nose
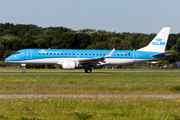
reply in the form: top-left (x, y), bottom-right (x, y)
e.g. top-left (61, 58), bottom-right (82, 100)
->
top-left (5, 56), bottom-right (11, 62)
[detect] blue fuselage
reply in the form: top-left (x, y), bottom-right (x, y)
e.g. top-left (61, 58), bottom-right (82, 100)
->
top-left (5, 49), bottom-right (165, 66)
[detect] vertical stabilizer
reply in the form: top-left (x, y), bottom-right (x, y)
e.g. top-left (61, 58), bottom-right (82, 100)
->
top-left (137, 27), bottom-right (170, 52)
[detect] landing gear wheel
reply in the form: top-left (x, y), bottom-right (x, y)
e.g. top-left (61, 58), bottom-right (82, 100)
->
top-left (22, 69), bottom-right (26, 73)
top-left (21, 64), bottom-right (26, 73)
top-left (85, 68), bottom-right (92, 73)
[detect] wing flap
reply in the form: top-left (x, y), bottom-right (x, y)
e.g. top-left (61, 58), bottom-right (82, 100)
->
top-left (78, 57), bottom-right (104, 62)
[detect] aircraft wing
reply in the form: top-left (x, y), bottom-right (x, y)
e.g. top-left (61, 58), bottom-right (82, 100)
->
top-left (56, 49), bottom-right (115, 66)
top-left (77, 48), bottom-right (115, 65)
top-left (78, 57), bottom-right (104, 62)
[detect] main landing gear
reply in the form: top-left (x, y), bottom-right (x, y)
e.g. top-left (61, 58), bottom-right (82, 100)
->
top-left (21, 64), bottom-right (26, 73)
top-left (85, 68), bottom-right (92, 73)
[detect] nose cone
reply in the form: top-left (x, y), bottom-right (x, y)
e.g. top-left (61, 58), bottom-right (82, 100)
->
top-left (5, 56), bottom-right (12, 62)
top-left (5, 57), bottom-right (10, 62)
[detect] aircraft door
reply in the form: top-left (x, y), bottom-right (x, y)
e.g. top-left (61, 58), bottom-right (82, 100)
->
top-left (27, 49), bottom-right (32, 59)
top-left (133, 50), bottom-right (138, 61)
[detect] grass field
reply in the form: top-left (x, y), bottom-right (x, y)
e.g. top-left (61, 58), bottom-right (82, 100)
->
top-left (0, 97), bottom-right (180, 120)
top-left (0, 73), bottom-right (180, 94)
top-left (1, 68), bottom-right (180, 119)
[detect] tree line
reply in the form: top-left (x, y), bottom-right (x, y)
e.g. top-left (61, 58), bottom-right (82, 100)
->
top-left (0, 23), bottom-right (180, 63)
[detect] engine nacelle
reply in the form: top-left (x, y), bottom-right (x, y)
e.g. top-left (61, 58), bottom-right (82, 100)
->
top-left (61, 61), bottom-right (76, 69)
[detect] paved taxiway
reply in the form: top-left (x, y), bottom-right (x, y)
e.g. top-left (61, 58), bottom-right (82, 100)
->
top-left (0, 72), bottom-right (180, 74)
top-left (0, 94), bottom-right (180, 98)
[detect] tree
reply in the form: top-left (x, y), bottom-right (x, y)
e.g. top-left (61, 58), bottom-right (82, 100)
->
top-left (34, 38), bottom-right (47, 48)
top-left (139, 36), bottom-right (151, 48)
top-left (119, 40), bottom-right (131, 50)
top-left (22, 34), bottom-right (36, 48)
top-left (174, 38), bottom-right (180, 52)
top-left (86, 42), bottom-right (109, 49)
top-left (157, 60), bottom-right (169, 69)
top-left (109, 37), bottom-right (121, 49)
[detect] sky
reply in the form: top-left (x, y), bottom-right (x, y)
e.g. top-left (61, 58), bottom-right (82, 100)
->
top-left (0, 0), bottom-right (180, 34)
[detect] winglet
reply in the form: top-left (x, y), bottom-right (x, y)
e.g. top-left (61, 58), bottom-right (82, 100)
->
top-left (104, 48), bottom-right (115, 58)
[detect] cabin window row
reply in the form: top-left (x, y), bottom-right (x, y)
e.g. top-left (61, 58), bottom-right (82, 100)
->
top-left (39, 53), bottom-right (131, 56)
top-left (39, 53), bottom-right (106, 56)
top-left (116, 54), bottom-right (131, 56)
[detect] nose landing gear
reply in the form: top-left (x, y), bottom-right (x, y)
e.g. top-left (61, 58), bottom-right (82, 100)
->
top-left (22, 68), bottom-right (26, 73)
top-left (21, 64), bottom-right (26, 73)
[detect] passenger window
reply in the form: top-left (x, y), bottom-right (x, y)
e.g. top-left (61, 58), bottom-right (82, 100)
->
top-left (73, 53), bottom-right (74, 55)
top-left (97, 54), bottom-right (98, 56)
top-left (54, 53), bottom-right (56, 55)
top-left (50, 53), bottom-right (52, 55)
top-left (61, 53), bottom-right (63, 55)
top-left (100, 54), bottom-right (102, 56)
top-left (85, 54), bottom-right (87, 55)
top-left (17, 52), bottom-right (20, 55)
top-left (89, 54), bottom-right (91, 55)
top-left (69, 53), bottom-right (71, 55)
top-left (125, 54), bottom-right (127, 56)
top-left (43, 53), bottom-right (44, 55)
top-left (81, 53), bottom-right (83, 55)
top-left (114, 54), bottom-right (116, 56)
top-left (77, 53), bottom-right (79, 55)
top-left (65, 53), bottom-right (67, 55)
top-left (103, 54), bottom-right (105, 56)
top-left (121, 54), bottom-right (123, 56)
top-left (93, 54), bottom-right (95, 56)
top-left (118, 54), bottom-right (119, 56)
top-left (46, 53), bottom-right (48, 55)
top-left (58, 53), bottom-right (59, 55)
top-left (39, 53), bottom-right (41, 55)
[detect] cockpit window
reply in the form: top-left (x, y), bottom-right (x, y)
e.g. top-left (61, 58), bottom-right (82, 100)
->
top-left (14, 52), bottom-right (20, 55)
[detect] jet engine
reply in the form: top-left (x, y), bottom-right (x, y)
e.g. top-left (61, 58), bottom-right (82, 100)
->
top-left (61, 61), bottom-right (76, 69)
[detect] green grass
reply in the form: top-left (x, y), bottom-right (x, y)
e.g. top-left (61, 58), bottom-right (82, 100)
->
top-left (1, 69), bottom-right (180, 119)
top-left (0, 74), bottom-right (180, 94)
top-left (0, 97), bottom-right (180, 120)
top-left (0, 68), bottom-right (180, 72)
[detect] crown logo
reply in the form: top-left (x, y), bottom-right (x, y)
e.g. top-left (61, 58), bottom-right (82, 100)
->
top-left (156, 38), bottom-right (162, 41)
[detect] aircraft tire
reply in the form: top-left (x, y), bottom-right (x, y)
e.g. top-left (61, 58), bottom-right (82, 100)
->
top-left (85, 68), bottom-right (92, 73)
top-left (22, 69), bottom-right (26, 73)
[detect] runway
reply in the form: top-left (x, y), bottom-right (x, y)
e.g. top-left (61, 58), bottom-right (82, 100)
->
top-left (0, 94), bottom-right (180, 98)
top-left (0, 72), bottom-right (180, 74)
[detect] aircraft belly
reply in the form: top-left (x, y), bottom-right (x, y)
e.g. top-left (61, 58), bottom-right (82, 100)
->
top-left (7, 58), bottom-right (154, 66)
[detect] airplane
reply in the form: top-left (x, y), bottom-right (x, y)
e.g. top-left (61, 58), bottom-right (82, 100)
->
top-left (5, 27), bottom-right (172, 73)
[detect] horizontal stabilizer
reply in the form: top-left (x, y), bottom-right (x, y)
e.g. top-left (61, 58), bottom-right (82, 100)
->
top-left (151, 52), bottom-right (173, 57)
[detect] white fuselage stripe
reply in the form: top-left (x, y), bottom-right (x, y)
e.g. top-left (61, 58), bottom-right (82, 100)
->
top-left (6, 58), bottom-right (156, 66)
